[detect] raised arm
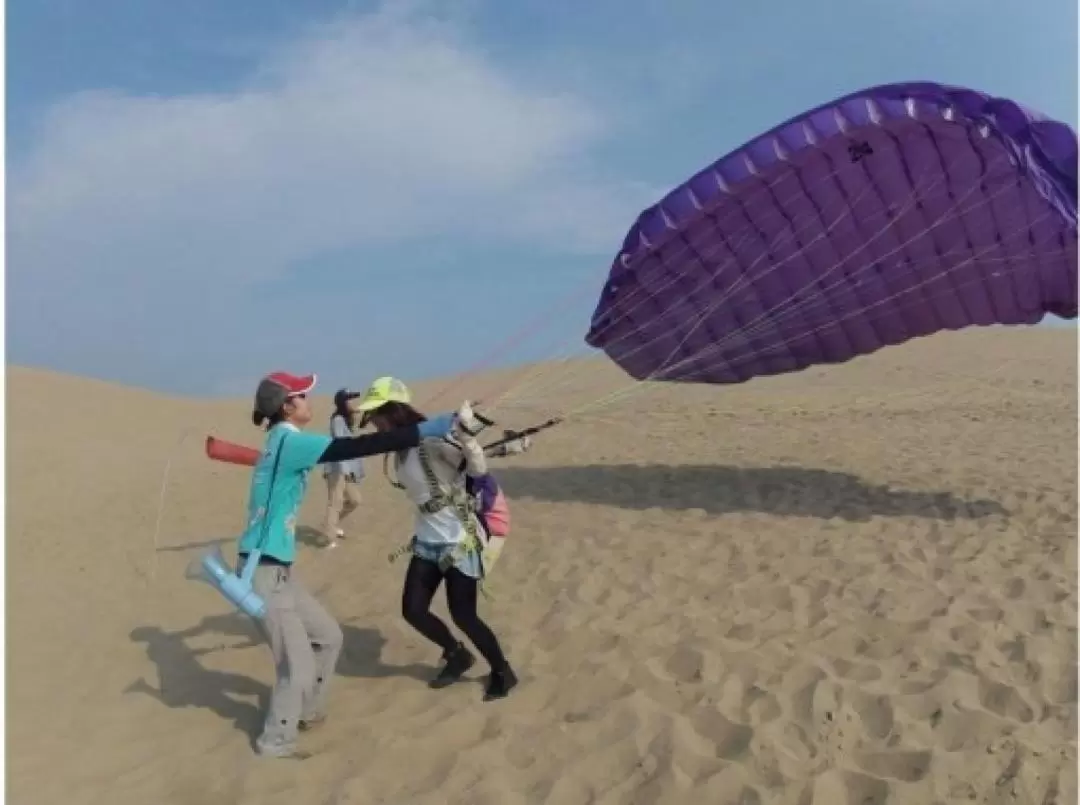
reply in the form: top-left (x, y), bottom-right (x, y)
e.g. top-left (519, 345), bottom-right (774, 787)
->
top-left (317, 414), bottom-right (456, 464)
top-left (431, 435), bottom-right (488, 478)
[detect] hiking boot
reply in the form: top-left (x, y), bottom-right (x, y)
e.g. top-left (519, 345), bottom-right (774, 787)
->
top-left (255, 742), bottom-right (312, 760)
top-left (429, 643), bottom-right (476, 689)
top-left (483, 664), bottom-right (519, 701)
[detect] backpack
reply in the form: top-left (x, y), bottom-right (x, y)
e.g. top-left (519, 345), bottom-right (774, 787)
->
top-left (464, 471), bottom-right (511, 538)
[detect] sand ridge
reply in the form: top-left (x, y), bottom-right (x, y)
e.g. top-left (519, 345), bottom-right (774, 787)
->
top-left (6, 329), bottom-right (1077, 804)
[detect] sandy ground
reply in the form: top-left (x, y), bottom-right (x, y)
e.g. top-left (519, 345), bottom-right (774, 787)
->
top-left (7, 328), bottom-right (1078, 805)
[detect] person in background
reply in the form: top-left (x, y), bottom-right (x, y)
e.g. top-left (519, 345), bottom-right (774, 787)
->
top-left (322, 388), bottom-right (366, 548)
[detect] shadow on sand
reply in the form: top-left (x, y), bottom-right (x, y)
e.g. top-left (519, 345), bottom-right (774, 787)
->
top-left (495, 463), bottom-right (1007, 521)
top-left (126, 613), bottom-right (267, 741)
top-left (336, 625), bottom-right (434, 683)
top-left (127, 615), bottom-right (434, 737)
top-left (156, 526), bottom-right (328, 555)
top-left (155, 536), bottom-right (230, 553)
top-left (296, 525), bottom-right (331, 549)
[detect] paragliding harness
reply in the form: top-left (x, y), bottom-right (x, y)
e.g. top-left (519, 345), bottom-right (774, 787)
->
top-left (384, 439), bottom-right (505, 599)
top-left (384, 416), bottom-right (561, 599)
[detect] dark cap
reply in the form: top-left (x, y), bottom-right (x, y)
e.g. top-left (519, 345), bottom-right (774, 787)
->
top-left (333, 388), bottom-right (362, 409)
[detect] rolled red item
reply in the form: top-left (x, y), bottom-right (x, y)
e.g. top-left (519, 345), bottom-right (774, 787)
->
top-left (205, 435), bottom-right (260, 467)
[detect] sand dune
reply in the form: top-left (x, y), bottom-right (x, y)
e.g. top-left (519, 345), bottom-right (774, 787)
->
top-left (7, 329), bottom-right (1077, 805)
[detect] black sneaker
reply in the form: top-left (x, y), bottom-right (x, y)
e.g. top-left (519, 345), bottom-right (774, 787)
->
top-left (483, 665), bottom-right (519, 701)
top-left (429, 643), bottom-right (476, 689)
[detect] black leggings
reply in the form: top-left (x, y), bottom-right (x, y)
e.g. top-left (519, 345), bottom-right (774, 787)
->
top-left (401, 555), bottom-right (507, 671)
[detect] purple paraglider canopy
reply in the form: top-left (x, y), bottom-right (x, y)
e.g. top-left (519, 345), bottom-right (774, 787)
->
top-left (585, 81), bottom-right (1078, 385)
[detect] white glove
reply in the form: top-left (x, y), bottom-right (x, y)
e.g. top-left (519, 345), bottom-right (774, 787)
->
top-left (500, 434), bottom-right (532, 455)
top-left (454, 400), bottom-right (488, 438)
top-left (488, 431), bottom-right (531, 457)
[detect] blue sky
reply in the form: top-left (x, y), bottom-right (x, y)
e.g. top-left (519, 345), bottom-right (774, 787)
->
top-left (8, 0), bottom-right (1078, 396)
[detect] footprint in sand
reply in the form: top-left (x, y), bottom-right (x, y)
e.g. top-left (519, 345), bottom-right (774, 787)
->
top-left (827, 657), bottom-right (883, 683)
top-left (663, 645), bottom-right (707, 684)
top-left (967, 604), bottom-right (1005, 623)
top-left (1004, 576), bottom-right (1026, 600)
top-left (740, 584), bottom-right (794, 614)
top-left (852, 749), bottom-right (932, 782)
top-left (643, 719), bottom-right (730, 789)
top-left (855, 632), bottom-right (908, 663)
top-left (688, 706), bottom-right (754, 761)
top-left (942, 651), bottom-right (978, 674)
top-left (716, 672), bottom-right (781, 727)
top-left (782, 664), bottom-right (828, 727)
top-left (897, 667), bottom-right (949, 695)
top-left (948, 622), bottom-right (983, 652)
top-left (723, 619), bottom-right (763, 646)
top-left (746, 690), bottom-right (782, 726)
top-left (810, 769), bottom-right (890, 805)
top-left (846, 690), bottom-right (895, 740)
top-left (1038, 659), bottom-right (1079, 705)
top-left (996, 636), bottom-right (1027, 664)
top-left (791, 580), bottom-right (831, 629)
top-left (696, 765), bottom-right (764, 805)
top-left (977, 676), bottom-right (1035, 723)
top-left (933, 706), bottom-right (1005, 752)
top-left (761, 721), bottom-right (819, 780)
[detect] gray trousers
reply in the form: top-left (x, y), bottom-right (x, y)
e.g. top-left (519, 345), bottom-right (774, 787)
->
top-left (250, 563), bottom-right (343, 755)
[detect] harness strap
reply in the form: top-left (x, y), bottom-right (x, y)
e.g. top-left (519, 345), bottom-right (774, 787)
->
top-left (382, 439), bottom-right (493, 599)
top-left (238, 430), bottom-right (288, 583)
top-left (417, 441), bottom-right (488, 585)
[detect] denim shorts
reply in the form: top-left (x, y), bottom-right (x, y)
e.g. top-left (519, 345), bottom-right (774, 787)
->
top-left (411, 538), bottom-right (483, 580)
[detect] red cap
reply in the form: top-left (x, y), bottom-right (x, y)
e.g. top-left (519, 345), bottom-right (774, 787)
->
top-left (253, 371), bottom-right (318, 426)
top-left (265, 372), bottom-right (317, 395)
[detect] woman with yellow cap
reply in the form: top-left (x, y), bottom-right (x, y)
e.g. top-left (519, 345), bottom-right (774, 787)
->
top-left (355, 376), bottom-right (518, 701)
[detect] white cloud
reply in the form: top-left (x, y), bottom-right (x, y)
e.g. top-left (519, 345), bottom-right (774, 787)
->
top-left (8, 3), bottom-right (650, 303)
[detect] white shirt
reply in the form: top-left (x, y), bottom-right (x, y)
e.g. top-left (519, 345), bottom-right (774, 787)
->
top-left (395, 447), bottom-right (467, 547)
top-left (324, 414), bottom-right (366, 479)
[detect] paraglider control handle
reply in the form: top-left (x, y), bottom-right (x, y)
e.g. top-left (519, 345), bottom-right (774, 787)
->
top-left (482, 417), bottom-right (563, 451)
